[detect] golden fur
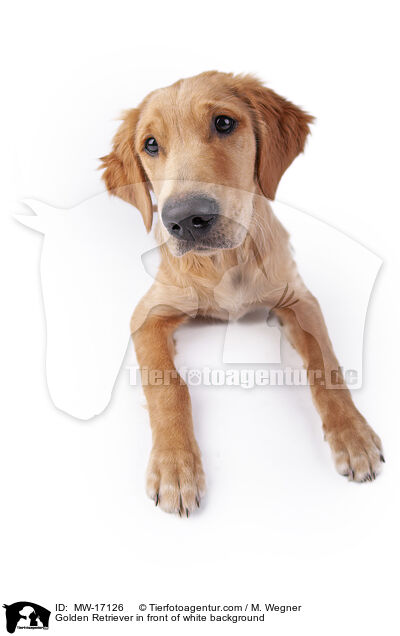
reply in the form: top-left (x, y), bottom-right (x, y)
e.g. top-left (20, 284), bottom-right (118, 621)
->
top-left (101, 71), bottom-right (383, 515)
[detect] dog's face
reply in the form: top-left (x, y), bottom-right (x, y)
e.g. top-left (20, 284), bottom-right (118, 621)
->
top-left (135, 76), bottom-right (258, 255)
top-left (101, 72), bottom-right (313, 256)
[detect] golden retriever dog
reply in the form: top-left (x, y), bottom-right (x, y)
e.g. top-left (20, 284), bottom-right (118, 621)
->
top-left (101, 71), bottom-right (384, 515)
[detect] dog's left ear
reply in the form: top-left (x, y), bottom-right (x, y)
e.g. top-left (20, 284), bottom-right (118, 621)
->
top-left (243, 79), bottom-right (314, 200)
top-left (100, 108), bottom-right (153, 232)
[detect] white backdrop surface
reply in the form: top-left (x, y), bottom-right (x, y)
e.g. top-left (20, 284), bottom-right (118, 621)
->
top-left (1, 1), bottom-right (399, 635)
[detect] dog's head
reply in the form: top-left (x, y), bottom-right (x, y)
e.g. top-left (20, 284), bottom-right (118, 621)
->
top-left (101, 71), bottom-right (313, 256)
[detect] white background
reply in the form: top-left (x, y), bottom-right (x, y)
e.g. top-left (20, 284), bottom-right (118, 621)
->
top-left (1, 1), bottom-right (399, 634)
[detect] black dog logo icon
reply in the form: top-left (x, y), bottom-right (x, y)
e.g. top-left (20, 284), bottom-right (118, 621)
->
top-left (2, 602), bottom-right (50, 633)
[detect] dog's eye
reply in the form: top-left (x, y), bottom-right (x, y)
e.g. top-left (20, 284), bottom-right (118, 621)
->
top-left (144, 137), bottom-right (159, 155)
top-left (214, 115), bottom-right (236, 134)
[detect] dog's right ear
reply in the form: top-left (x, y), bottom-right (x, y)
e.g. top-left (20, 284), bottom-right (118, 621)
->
top-left (100, 108), bottom-right (153, 232)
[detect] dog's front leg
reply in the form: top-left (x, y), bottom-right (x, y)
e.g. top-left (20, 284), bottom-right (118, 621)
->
top-left (274, 290), bottom-right (384, 481)
top-left (131, 301), bottom-right (205, 515)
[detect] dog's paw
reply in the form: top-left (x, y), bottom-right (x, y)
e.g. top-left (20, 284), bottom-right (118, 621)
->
top-left (146, 446), bottom-right (206, 516)
top-left (325, 416), bottom-right (384, 482)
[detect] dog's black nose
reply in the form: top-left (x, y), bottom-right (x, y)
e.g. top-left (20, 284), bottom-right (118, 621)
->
top-left (162, 195), bottom-right (219, 241)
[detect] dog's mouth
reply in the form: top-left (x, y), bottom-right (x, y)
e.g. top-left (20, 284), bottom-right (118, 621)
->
top-left (195, 246), bottom-right (217, 252)
top-left (167, 234), bottom-right (242, 257)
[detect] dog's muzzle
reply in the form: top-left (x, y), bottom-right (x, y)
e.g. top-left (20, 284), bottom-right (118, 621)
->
top-left (161, 194), bottom-right (219, 242)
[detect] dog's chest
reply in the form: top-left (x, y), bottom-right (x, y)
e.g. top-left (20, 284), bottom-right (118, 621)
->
top-left (200, 261), bottom-right (267, 320)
